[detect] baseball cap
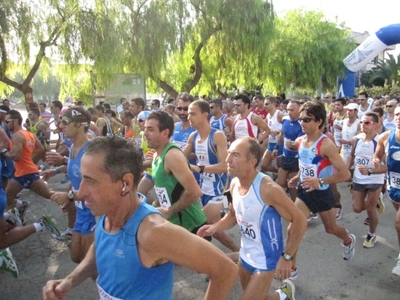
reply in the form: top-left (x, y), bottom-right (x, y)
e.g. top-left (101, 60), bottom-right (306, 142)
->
top-left (344, 103), bottom-right (359, 110)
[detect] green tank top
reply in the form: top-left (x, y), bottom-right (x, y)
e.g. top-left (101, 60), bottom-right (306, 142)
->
top-left (152, 142), bottom-right (206, 232)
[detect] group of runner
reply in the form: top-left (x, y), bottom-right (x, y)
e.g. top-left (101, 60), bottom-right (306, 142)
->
top-left (1, 91), bottom-right (400, 299)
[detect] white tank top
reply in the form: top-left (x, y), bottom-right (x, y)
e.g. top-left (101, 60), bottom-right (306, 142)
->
top-left (353, 134), bottom-right (384, 184)
top-left (232, 173), bottom-right (284, 270)
top-left (341, 118), bottom-right (360, 155)
top-left (267, 110), bottom-right (282, 144)
top-left (234, 112), bottom-right (258, 139)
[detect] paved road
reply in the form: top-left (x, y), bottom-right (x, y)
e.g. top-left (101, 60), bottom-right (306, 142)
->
top-left (1, 175), bottom-right (400, 299)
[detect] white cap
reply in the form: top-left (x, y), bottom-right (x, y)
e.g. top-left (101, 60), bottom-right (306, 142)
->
top-left (344, 103), bottom-right (358, 110)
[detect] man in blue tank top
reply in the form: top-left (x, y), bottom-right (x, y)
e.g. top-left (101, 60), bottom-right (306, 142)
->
top-left (43, 108), bottom-right (96, 264)
top-left (198, 137), bottom-right (307, 300)
top-left (43, 136), bottom-right (238, 300)
top-left (373, 105), bottom-right (400, 276)
top-left (288, 101), bottom-right (356, 271)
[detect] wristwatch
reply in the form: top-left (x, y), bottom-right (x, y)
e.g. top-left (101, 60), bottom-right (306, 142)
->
top-left (67, 190), bottom-right (75, 202)
top-left (319, 178), bottom-right (325, 186)
top-left (282, 252), bottom-right (293, 261)
top-left (368, 168), bottom-right (373, 176)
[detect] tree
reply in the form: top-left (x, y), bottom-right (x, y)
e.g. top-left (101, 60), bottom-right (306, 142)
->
top-left (263, 9), bottom-right (354, 93)
top-left (89, 0), bottom-right (275, 98)
top-left (0, 0), bottom-right (114, 104)
top-left (361, 53), bottom-right (400, 87)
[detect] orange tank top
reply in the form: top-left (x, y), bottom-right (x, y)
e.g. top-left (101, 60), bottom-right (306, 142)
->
top-left (124, 126), bottom-right (134, 139)
top-left (13, 130), bottom-right (39, 177)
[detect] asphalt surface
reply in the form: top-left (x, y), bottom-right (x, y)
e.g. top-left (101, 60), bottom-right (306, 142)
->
top-left (1, 175), bottom-right (400, 300)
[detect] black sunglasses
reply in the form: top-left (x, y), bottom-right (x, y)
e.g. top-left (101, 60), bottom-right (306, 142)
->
top-left (299, 117), bottom-right (315, 123)
top-left (359, 121), bottom-right (375, 125)
top-left (176, 107), bottom-right (189, 111)
top-left (386, 105), bottom-right (394, 108)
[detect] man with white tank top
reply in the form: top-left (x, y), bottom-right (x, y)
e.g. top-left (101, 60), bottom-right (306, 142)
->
top-left (198, 137), bottom-right (306, 300)
top-left (230, 94), bottom-right (270, 143)
top-left (348, 113), bottom-right (386, 249)
top-left (339, 103), bottom-right (361, 166)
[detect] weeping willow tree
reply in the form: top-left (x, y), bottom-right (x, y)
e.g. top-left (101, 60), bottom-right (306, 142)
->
top-left (88, 0), bottom-right (275, 98)
top-left (264, 9), bottom-right (354, 93)
top-left (0, 0), bottom-right (82, 103)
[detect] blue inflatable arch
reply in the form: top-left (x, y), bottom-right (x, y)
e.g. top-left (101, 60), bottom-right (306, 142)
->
top-left (338, 23), bottom-right (400, 98)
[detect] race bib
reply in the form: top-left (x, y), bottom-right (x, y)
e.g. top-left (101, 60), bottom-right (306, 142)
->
top-left (238, 217), bottom-right (260, 244)
top-left (299, 160), bottom-right (317, 178)
top-left (269, 135), bottom-right (277, 143)
top-left (284, 137), bottom-right (294, 150)
top-left (342, 144), bottom-right (352, 152)
top-left (97, 283), bottom-right (122, 300)
top-left (155, 187), bottom-right (172, 208)
top-left (355, 155), bottom-right (371, 167)
top-left (390, 171), bottom-right (400, 189)
top-left (174, 141), bottom-right (186, 150)
top-left (201, 172), bottom-right (215, 182)
top-left (75, 201), bottom-right (83, 209)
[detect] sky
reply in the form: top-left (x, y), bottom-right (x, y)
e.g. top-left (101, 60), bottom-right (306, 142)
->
top-left (273, 0), bottom-right (400, 55)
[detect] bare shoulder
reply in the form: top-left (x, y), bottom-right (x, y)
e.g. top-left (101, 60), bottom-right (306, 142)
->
top-left (259, 176), bottom-right (284, 206)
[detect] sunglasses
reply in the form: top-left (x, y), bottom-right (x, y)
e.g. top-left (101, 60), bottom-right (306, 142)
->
top-left (359, 121), bottom-right (375, 125)
top-left (176, 107), bottom-right (189, 111)
top-left (209, 106), bottom-right (215, 109)
top-left (299, 117), bottom-right (315, 123)
top-left (386, 105), bottom-right (394, 108)
top-left (138, 119), bottom-right (145, 122)
top-left (61, 118), bottom-right (72, 125)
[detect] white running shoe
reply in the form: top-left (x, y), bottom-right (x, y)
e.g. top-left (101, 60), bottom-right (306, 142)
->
top-left (392, 257), bottom-right (400, 276)
top-left (342, 234), bottom-right (356, 261)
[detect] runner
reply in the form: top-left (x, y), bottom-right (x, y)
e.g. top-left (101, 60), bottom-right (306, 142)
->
top-left (43, 136), bottom-right (238, 300)
top-left (348, 113), bottom-right (386, 248)
top-left (288, 101), bottom-right (356, 271)
top-left (198, 137), bottom-right (307, 300)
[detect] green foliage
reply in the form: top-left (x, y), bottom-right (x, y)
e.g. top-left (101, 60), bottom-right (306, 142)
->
top-left (265, 9), bottom-right (353, 93)
top-left (360, 53), bottom-right (400, 87)
top-left (357, 83), bottom-right (400, 98)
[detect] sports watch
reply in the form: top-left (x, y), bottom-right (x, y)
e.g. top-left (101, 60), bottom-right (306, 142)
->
top-left (282, 252), bottom-right (293, 261)
top-left (67, 190), bottom-right (75, 202)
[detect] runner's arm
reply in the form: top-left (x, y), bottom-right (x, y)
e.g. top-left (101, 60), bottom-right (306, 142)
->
top-left (163, 148), bottom-right (202, 218)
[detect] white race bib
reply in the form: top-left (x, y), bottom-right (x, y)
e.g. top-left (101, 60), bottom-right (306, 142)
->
top-left (390, 171), bottom-right (400, 189)
top-left (237, 217), bottom-right (261, 244)
top-left (155, 187), bottom-right (172, 208)
top-left (299, 160), bottom-right (317, 178)
top-left (355, 155), bottom-right (371, 167)
top-left (97, 283), bottom-right (122, 300)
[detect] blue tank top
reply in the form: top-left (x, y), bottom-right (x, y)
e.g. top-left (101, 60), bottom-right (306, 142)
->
top-left (282, 116), bottom-right (303, 158)
top-left (298, 134), bottom-right (333, 190)
top-left (95, 199), bottom-right (174, 300)
top-left (67, 143), bottom-right (92, 215)
top-left (386, 129), bottom-right (400, 200)
top-left (193, 129), bottom-right (228, 196)
top-left (210, 114), bottom-right (227, 131)
top-left (173, 122), bottom-right (199, 182)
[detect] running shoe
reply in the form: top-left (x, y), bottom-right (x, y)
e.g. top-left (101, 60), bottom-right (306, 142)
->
top-left (289, 267), bottom-right (298, 280)
top-left (39, 215), bottom-right (61, 238)
top-left (4, 208), bottom-right (22, 227)
top-left (363, 234), bottom-right (376, 248)
top-left (342, 234), bottom-right (356, 260)
top-left (307, 212), bottom-right (318, 222)
top-left (336, 207), bottom-right (342, 220)
top-left (0, 248), bottom-right (19, 278)
top-left (17, 200), bottom-right (30, 225)
top-left (55, 228), bottom-right (73, 241)
top-left (376, 193), bottom-right (385, 214)
top-left (278, 279), bottom-right (295, 300)
top-left (392, 257), bottom-right (400, 276)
